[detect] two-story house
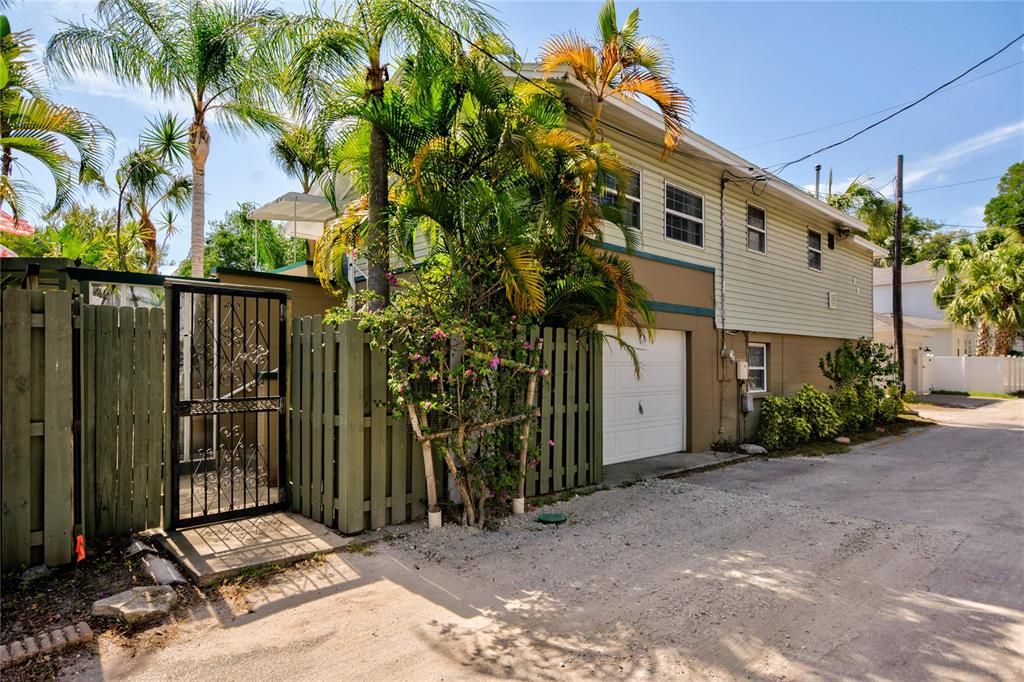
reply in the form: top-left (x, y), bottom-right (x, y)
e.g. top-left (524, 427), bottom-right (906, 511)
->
top-left (539, 68), bottom-right (883, 461)
top-left (252, 67), bottom-right (885, 463)
top-left (873, 261), bottom-right (976, 357)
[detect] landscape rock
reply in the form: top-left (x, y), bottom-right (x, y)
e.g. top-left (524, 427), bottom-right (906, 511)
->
top-left (738, 443), bottom-right (767, 455)
top-left (19, 565), bottom-right (51, 582)
top-left (126, 539), bottom-right (158, 558)
top-left (142, 555), bottom-right (187, 586)
top-left (834, 436), bottom-right (851, 444)
top-left (92, 586), bottom-right (177, 624)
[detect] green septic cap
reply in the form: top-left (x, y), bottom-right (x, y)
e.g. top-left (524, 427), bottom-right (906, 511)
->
top-left (536, 512), bottom-right (567, 525)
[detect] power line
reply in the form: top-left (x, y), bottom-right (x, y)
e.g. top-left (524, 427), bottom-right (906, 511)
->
top-left (904, 176), bottom-right (1002, 194)
top-left (737, 59), bottom-right (1024, 152)
top-left (768, 32), bottom-right (1024, 175)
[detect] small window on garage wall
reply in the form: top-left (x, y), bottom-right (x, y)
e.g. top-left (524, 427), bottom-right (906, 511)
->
top-left (748, 343), bottom-right (768, 392)
top-left (807, 229), bottom-right (823, 271)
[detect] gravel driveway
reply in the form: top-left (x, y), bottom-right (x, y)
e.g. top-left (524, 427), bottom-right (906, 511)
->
top-left (81, 399), bottom-right (1023, 681)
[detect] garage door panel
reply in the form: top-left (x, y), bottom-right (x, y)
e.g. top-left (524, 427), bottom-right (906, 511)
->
top-left (600, 327), bottom-right (686, 465)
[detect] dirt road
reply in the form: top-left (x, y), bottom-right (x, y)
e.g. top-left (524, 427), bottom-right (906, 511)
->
top-left (78, 399), bottom-right (1023, 680)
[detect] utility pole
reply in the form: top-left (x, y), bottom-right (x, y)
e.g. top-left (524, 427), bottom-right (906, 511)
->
top-left (893, 154), bottom-right (905, 394)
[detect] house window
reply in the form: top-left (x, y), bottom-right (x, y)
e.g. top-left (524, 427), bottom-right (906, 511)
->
top-left (747, 343), bottom-right (767, 392)
top-left (665, 184), bottom-right (703, 247)
top-left (746, 204), bottom-right (766, 253)
top-left (807, 229), bottom-right (823, 271)
top-left (601, 168), bottom-right (641, 229)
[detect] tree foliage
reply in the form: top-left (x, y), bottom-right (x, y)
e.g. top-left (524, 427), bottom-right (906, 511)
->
top-left (0, 204), bottom-right (145, 270)
top-left (47, 0), bottom-right (286, 276)
top-left (984, 161), bottom-right (1024, 238)
top-left (0, 19), bottom-right (110, 218)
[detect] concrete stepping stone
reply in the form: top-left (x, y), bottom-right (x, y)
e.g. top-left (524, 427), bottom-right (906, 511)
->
top-left (142, 555), bottom-right (187, 586)
top-left (92, 586), bottom-right (177, 625)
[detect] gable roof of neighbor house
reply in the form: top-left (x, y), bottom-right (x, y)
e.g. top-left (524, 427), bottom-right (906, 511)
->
top-left (520, 64), bottom-right (885, 257)
top-left (873, 261), bottom-right (941, 286)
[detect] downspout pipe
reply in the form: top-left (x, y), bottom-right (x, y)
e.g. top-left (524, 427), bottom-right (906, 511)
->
top-left (717, 173), bottom-right (728, 437)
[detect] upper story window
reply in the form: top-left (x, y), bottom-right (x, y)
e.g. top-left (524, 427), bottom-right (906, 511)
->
top-left (807, 229), bottom-right (823, 271)
top-left (746, 204), bottom-right (766, 253)
top-left (665, 183), bottom-right (703, 247)
top-left (601, 168), bottom-right (641, 230)
top-left (747, 342), bottom-right (768, 392)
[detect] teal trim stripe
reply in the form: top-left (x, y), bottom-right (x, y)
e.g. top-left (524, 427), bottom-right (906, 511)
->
top-left (600, 242), bottom-right (715, 273)
top-left (271, 259), bottom-right (309, 274)
top-left (649, 301), bottom-right (715, 318)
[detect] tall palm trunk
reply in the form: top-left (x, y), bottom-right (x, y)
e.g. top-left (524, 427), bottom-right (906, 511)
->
top-left (189, 118), bottom-right (210, 277)
top-left (994, 325), bottom-right (1015, 356)
top-left (364, 61), bottom-right (389, 311)
top-left (976, 321), bottom-right (992, 356)
top-left (140, 213), bottom-right (159, 273)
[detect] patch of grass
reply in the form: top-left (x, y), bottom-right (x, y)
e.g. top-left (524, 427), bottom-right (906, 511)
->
top-left (341, 542), bottom-right (373, 555)
top-left (217, 563), bottom-right (283, 587)
top-left (928, 389), bottom-right (1019, 399)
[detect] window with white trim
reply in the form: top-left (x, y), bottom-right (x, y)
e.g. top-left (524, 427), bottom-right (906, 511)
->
top-left (807, 229), bottom-right (822, 271)
top-left (601, 168), bottom-right (641, 229)
top-left (746, 204), bottom-right (766, 253)
top-left (747, 343), bottom-right (767, 392)
top-left (665, 184), bottom-right (703, 247)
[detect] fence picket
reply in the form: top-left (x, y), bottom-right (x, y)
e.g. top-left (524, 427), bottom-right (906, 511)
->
top-left (322, 326), bottom-right (336, 528)
top-left (147, 308), bottom-right (164, 529)
top-left (310, 316), bottom-right (324, 523)
top-left (370, 347), bottom-right (387, 529)
top-left (42, 293), bottom-right (74, 565)
top-left (115, 308), bottom-right (135, 535)
top-left (289, 318), bottom-right (301, 512)
top-left (300, 317), bottom-right (312, 518)
top-left (565, 329), bottom-right (577, 490)
top-left (81, 305), bottom-right (97, 537)
top-left (540, 327), bottom-right (554, 494)
top-left (94, 306), bottom-right (117, 537)
top-left (2, 289), bottom-right (32, 568)
top-left (592, 339), bottom-right (604, 484)
top-left (341, 320), bottom-right (366, 533)
top-left (132, 308), bottom-right (150, 531)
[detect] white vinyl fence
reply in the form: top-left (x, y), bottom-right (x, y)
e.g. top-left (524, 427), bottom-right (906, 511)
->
top-left (926, 356), bottom-right (1024, 395)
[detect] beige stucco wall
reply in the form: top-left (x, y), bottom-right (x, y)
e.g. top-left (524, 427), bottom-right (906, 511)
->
top-left (214, 270), bottom-right (341, 319)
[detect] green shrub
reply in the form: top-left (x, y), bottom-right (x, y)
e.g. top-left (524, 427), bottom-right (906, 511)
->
top-left (831, 384), bottom-right (883, 431)
top-left (819, 338), bottom-right (898, 389)
top-left (757, 395), bottom-right (812, 451)
top-left (792, 384), bottom-right (842, 440)
top-left (877, 386), bottom-right (912, 424)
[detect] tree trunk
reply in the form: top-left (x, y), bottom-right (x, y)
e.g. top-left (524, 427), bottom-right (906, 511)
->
top-left (140, 214), bottom-right (159, 274)
top-left (994, 325), bottom-right (1015, 356)
top-left (364, 61), bottom-right (390, 311)
top-left (976, 322), bottom-right (992, 356)
top-left (365, 121), bottom-right (389, 310)
top-left (189, 120), bottom-right (210, 277)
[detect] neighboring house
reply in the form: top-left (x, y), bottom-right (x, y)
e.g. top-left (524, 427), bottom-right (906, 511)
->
top-left (253, 68), bottom-right (884, 461)
top-left (873, 261), bottom-right (976, 357)
top-left (873, 313), bottom-right (931, 394)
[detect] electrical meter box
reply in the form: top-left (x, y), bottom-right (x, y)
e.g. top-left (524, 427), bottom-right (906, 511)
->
top-left (736, 360), bottom-right (749, 381)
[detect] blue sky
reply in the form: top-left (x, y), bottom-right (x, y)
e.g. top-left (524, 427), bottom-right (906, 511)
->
top-left (11, 0), bottom-right (1024, 271)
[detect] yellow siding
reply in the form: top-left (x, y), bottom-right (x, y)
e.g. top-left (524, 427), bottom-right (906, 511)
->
top-left (583, 121), bottom-right (874, 340)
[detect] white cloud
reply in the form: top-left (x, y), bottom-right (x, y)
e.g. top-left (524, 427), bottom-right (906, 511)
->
top-left (902, 121), bottom-right (1024, 188)
top-left (962, 205), bottom-right (985, 223)
top-left (59, 71), bottom-right (190, 116)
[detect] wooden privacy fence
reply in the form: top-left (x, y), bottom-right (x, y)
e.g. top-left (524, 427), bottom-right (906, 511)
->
top-left (80, 304), bottom-right (166, 537)
top-left (1, 289), bottom-right (74, 569)
top-left (0, 292), bottom-right (166, 572)
top-left (290, 317), bottom-right (603, 534)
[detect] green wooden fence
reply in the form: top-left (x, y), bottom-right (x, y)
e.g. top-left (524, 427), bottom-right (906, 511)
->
top-left (289, 317), bottom-right (603, 534)
top-left (0, 294), bottom-right (166, 572)
top-left (1, 289), bottom-right (74, 569)
top-left (80, 304), bottom-right (166, 537)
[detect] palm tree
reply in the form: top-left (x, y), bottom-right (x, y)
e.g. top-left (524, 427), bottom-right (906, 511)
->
top-left (934, 230), bottom-right (1024, 356)
top-left (285, 0), bottom-right (498, 310)
top-left (116, 114), bottom-right (192, 272)
top-left (0, 19), bottom-right (109, 218)
top-left (270, 119), bottom-right (332, 194)
top-left (540, 0), bottom-right (691, 157)
top-left (47, 0), bottom-right (284, 277)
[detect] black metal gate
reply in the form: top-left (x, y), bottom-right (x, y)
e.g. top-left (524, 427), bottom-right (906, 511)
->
top-left (168, 282), bottom-right (288, 528)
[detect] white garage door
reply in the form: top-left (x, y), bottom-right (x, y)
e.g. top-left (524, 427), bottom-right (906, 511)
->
top-left (600, 327), bottom-right (686, 464)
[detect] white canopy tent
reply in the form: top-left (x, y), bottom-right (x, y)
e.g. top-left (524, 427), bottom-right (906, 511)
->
top-left (248, 192), bottom-right (334, 241)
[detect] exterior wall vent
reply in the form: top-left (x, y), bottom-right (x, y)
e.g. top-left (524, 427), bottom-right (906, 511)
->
top-left (827, 291), bottom-right (838, 309)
